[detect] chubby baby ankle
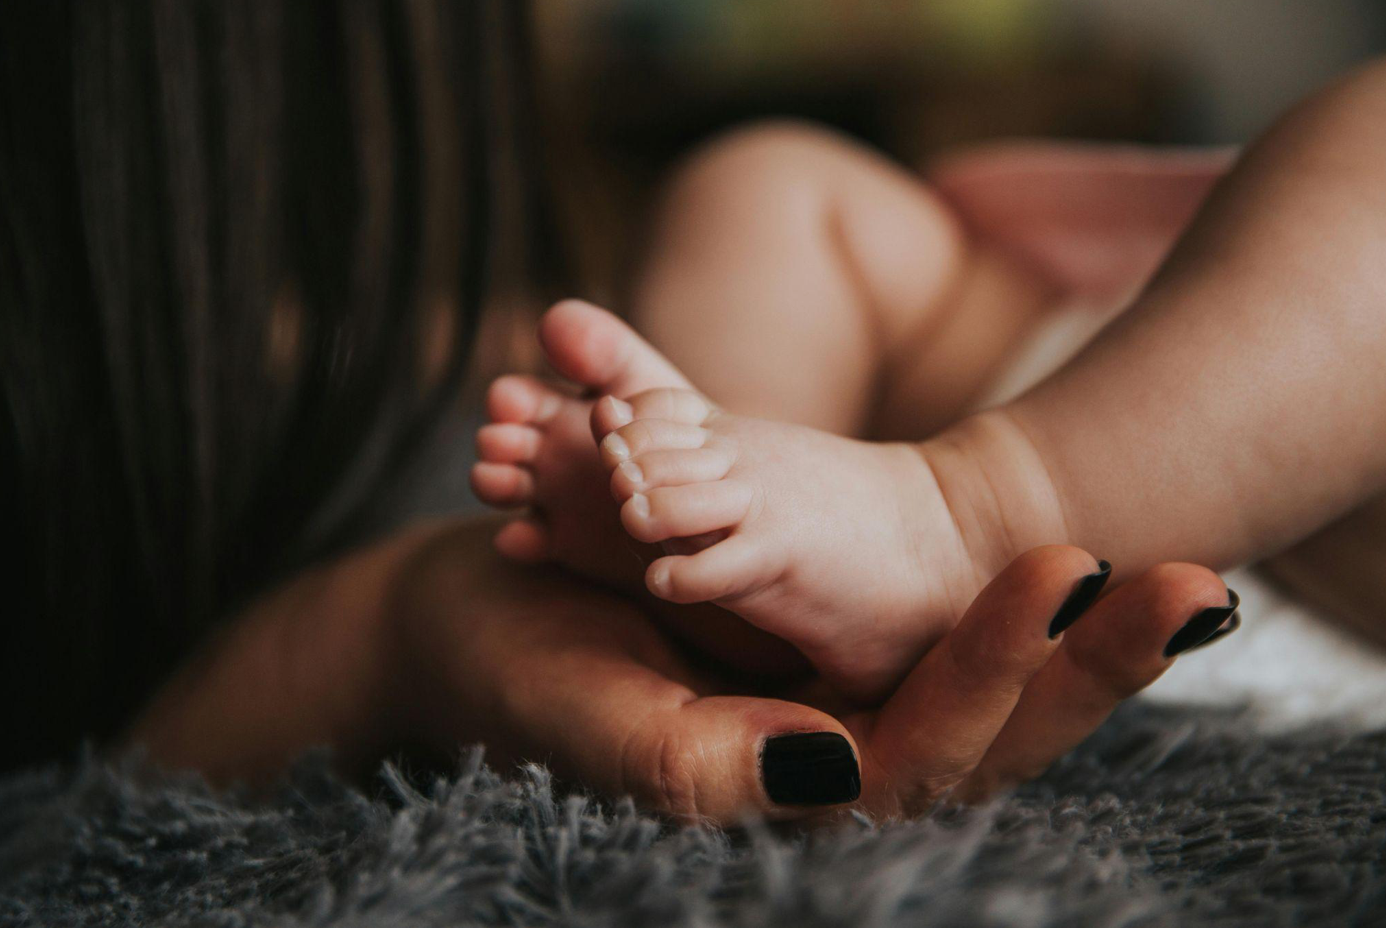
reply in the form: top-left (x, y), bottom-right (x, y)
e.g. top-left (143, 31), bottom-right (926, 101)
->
top-left (915, 409), bottom-right (1071, 580)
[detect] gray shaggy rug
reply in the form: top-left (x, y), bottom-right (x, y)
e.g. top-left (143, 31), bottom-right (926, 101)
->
top-left (3, 703), bottom-right (1385, 928)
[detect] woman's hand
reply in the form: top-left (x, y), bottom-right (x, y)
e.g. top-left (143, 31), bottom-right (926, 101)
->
top-left (125, 522), bottom-right (448, 784)
top-left (129, 516), bottom-right (1235, 821)
top-left (392, 524), bottom-right (1237, 821)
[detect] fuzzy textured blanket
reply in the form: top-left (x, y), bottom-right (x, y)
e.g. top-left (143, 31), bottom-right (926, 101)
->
top-left (2, 703), bottom-right (1384, 928)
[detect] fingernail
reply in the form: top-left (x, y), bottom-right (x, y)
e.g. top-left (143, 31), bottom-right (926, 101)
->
top-left (1164, 589), bottom-right (1241, 657)
top-left (761, 732), bottom-right (861, 806)
top-left (1048, 560), bottom-right (1112, 638)
top-left (606, 395), bottom-right (633, 426)
top-left (629, 493), bottom-right (650, 519)
top-left (603, 432), bottom-right (630, 461)
top-left (618, 460), bottom-right (644, 487)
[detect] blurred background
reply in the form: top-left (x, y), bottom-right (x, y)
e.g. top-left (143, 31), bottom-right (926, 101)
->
top-left (528, 0), bottom-right (1386, 304)
top-left (413, 0), bottom-right (1386, 521)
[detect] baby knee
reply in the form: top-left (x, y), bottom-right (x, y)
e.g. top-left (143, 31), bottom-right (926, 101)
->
top-left (661, 120), bottom-right (857, 210)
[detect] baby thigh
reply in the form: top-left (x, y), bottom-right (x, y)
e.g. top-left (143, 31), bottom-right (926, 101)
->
top-left (631, 121), bottom-right (1015, 438)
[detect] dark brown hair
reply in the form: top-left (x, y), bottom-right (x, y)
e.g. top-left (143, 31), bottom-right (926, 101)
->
top-left (0, 0), bottom-right (552, 769)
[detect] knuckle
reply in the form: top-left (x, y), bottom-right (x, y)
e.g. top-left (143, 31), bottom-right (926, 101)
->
top-left (870, 741), bottom-right (967, 816)
top-left (622, 725), bottom-right (701, 819)
top-left (943, 630), bottom-right (1004, 684)
top-left (1067, 640), bottom-right (1148, 701)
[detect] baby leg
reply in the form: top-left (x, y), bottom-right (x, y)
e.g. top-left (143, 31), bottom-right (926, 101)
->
top-left (936, 58), bottom-right (1386, 586)
top-left (630, 121), bottom-right (1052, 438)
top-left (578, 58), bottom-right (1386, 694)
top-left (631, 123), bottom-right (1230, 443)
top-left (476, 122), bottom-right (1012, 588)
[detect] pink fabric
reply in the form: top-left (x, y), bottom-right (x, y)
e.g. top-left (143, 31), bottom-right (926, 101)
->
top-left (929, 142), bottom-right (1237, 301)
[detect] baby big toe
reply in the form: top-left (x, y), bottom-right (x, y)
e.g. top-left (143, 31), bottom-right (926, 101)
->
top-left (537, 299), bottom-right (694, 397)
top-left (610, 446), bottom-right (735, 500)
top-left (621, 481), bottom-right (752, 544)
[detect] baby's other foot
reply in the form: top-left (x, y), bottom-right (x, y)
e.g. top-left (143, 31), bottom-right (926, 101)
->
top-left (590, 383), bottom-right (997, 702)
top-left (471, 300), bottom-right (698, 587)
top-left (471, 372), bottom-right (644, 589)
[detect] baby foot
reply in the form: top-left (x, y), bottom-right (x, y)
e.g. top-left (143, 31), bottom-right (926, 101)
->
top-left (471, 301), bottom-right (810, 674)
top-left (471, 373), bottom-right (640, 588)
top-left (483, 304), bottom-right (1068, 703)
top-left (470, 300), bottom-right (695, 590)
top-left (590, 384), bottom-right (986, 701)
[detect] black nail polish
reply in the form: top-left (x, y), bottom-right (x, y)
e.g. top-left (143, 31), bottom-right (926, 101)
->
top-left (1178, 609), bottom-right (1242, 655)
top-left (1048, 560), bottom-right (1112, 638)
top-left (1164, 589), bottom-right (1241, 657)
top-left (761, 732), bottom-right (861, 806)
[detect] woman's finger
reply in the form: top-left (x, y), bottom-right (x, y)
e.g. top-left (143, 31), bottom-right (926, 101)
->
top-left (957, 562), bottom-right (1238, 800)
top-left (855, 545), bottom-right (1101, 817)
top-left (508, 637), bottom-right (862, 822)
top-left (406, 540), bottom-right (862, 824)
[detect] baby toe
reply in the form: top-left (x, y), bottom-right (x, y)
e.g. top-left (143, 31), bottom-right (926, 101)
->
top-left (610, 445), bottom-right (736, 500)
top-left (646, 536), bottom-right (776, 604)
top-left (494, 518), bottom-right (551, 562)
top-left (600, 419), bottom-right (708, 468)
top-left (621, 480), bottom-right (752, 544)
top-left (485, 374), bottom-right (563, 425)
top-left (590, 395), bottom-right (635, 439)
top-left (626, 388), bottom-right (714, 426)
top-left (592, 389), bottom-right (712, 440)
top-left (537, 299), bottom-right (694, 397)
top-left (470, 461), bottom-right (536, 508)
top-left (476, 423), bottom-right (542, 464)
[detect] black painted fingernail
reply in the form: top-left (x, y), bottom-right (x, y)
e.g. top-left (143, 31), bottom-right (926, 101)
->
top-left (1179, 608), bottom-right (1241, 655)
top-left (1048, 560), bottom-right (1112, 638)
top-left (761, 732), bottom-right (861, 806)
top-left (1164, 589), bottom-right (1241, 657)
